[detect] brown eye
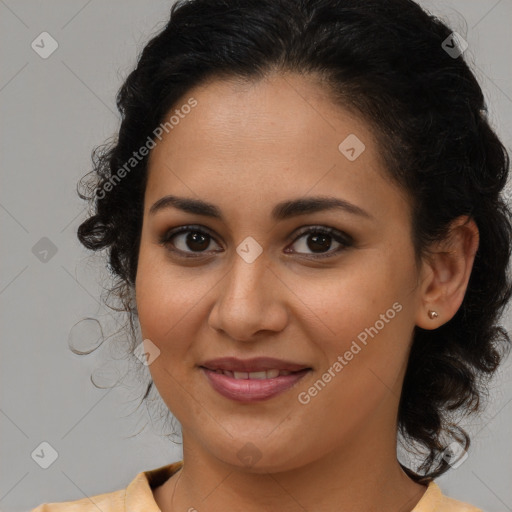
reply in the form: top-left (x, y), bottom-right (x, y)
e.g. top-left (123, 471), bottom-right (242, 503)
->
top-left (179, 231), bottom-right (211, 252)
top-left (159, 225), bottom-right (353, 260)
top-left (159, 226), bottom-right (222, 257)
top-left (285, 227), bottom-right (353, 259)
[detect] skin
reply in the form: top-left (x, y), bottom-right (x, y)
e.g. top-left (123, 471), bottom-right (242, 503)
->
top-left (135, 72), bottom-right (479, 512)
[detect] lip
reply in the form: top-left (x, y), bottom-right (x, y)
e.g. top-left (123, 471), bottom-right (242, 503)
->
top-left (199, 356), bottom-right (311, 373)
top-left (201, 367), bottom-right (311, 402)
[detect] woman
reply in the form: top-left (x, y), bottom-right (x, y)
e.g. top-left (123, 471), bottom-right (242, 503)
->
top-left (32, 0), bottom-right (512, 510)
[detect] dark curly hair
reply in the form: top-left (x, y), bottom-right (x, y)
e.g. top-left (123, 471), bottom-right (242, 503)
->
top-left (76, 0), bottom-right (512, 483)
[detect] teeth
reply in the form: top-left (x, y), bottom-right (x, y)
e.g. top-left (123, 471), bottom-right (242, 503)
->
top-left (215, 369), bottom-right (294, 379)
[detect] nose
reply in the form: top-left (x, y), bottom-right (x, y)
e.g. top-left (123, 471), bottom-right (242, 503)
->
top-left (208, 251), bottom-right (288, 342)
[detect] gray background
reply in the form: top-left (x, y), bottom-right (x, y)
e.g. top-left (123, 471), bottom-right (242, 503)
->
top-left (1, 1), bottom-right (511, 511)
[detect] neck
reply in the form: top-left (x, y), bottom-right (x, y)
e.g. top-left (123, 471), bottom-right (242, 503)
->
top-left (154, 420), bottom-right (428, 512)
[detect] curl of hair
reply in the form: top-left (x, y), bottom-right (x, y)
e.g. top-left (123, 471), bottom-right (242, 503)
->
top-left (77, 0), bottom-right (512, 482)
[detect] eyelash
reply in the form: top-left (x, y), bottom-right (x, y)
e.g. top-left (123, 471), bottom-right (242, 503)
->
top-left (158, 224), bottom-right (353, 260)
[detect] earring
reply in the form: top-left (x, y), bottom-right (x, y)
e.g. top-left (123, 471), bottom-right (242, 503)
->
top-left (428, 309), bottom-right (439, 319)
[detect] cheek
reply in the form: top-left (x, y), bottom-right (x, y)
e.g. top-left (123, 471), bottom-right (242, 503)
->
top-left (293, 275), bottom-right (412, 441)
top-left (292, 257), bottom-right (408, 342)
top-left (294, 252), bottom-right (415, 388)
top-left (135, 246), bottom-right (181, 344)
top-left (134, 248), bottom-right (215, 353)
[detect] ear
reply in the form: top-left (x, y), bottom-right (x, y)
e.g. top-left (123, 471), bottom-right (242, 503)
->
top-left (415, 215), bottom-right (480, 330)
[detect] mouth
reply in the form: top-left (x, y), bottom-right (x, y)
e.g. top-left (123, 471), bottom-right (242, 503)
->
top-left (199, 356), bottom-right (312, 373)
top-left (199, 357), bottom-right (312, 402)
top-left (203, 368), bottom-right (301, 379)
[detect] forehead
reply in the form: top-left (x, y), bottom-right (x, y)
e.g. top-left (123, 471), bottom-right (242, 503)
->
top-left (144, 73), bottom-right (409, 224)
top-left (153, 73), bottom-right (370, 154)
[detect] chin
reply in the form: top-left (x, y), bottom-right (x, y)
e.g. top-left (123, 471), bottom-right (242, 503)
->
top-left (204, 434), bottom-right (312, 474)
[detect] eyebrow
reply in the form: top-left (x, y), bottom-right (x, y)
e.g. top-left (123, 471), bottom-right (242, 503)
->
top-left (149, 194), bottom-right (373, 221)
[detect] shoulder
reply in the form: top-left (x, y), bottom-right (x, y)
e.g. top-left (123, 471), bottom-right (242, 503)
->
top-left (29, 488), bottom-right (125, 512)
top-left (413, 481), bottom-right (484, 512)
top-left (29, 461), bottom-right (184, 512)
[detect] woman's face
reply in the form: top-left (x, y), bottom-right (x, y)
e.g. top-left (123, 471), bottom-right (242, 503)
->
top-left (135, 73), bottom-right (426, 472)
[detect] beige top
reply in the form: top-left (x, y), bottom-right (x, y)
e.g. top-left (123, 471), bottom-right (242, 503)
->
top-left (30, 460), bottom-right (483, 511)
